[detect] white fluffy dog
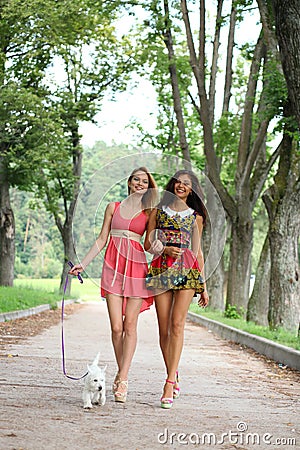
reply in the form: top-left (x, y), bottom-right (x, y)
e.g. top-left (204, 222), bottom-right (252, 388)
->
top-left (82, 353), bottom-right (107, 409)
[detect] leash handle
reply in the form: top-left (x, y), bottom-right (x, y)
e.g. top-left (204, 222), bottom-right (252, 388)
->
top-left (61, 269), bottom-right (87, 381)
top-left (67, 260), bottom-right (83, 283)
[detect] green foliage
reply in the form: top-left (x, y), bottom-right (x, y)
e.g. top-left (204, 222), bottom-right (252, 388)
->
top-left (11, 189), bottom-right (63, 279)
top-left (0, 83), bottom-right (70, 198)
top-left (224, 304), bottom-right (244, 319)
top-left (234, 0), bottom-right (256, 22)
top-left (261, 56), bottom-right (288, 120)
top-left (214, 112), bottom-right (242, 195)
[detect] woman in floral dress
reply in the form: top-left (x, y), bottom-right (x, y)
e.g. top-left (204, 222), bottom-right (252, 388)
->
top-left (144, 169), bottom-right (209, 409)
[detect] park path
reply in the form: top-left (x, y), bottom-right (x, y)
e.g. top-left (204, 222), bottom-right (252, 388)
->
top-left (0, 301), bottom-right (299, 450)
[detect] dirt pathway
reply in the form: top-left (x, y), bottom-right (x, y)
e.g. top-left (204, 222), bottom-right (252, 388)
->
top-left (0, 302), bottom-right (299, 450)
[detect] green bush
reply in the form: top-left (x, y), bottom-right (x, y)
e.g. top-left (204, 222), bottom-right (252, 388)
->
top-left (224, 304), bottom-right (244, 319)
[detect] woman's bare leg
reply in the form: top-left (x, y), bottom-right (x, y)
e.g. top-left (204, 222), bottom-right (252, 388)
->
top-left (106, 294), bottom-right (124, 372)
top-left (162, 289), bottom-right (195, 400)
top-left (118, 297), bottom-right (143, 381)
top-left (154, 290), bottom-right (173, 372)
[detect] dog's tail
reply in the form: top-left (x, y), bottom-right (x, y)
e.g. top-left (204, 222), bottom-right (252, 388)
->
top-left (92, 352), bottom-right (100, 366)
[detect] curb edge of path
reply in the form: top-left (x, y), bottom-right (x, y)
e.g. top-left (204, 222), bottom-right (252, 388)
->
top-left (187, 311), bottom-right (300, 372)
top-left (0, 299), bottom-right (76, 323)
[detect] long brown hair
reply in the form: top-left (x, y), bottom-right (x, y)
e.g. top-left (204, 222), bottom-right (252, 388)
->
top-left (158, 170), bottom-right (207, 225)
top-left (127, 167), bottom-right (158, 210)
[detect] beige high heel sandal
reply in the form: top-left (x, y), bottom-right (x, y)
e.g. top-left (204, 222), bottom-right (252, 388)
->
top-left (114, 380), bottom-right (128, 403)
top-left (112, 372), bottom-right (120, 393)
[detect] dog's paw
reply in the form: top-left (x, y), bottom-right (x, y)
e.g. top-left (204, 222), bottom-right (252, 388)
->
top-left (83, 404), bottom-right (93, 409)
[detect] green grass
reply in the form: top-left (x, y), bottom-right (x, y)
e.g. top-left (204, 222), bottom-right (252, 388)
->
top-left (189, 303), bottom-right (300, 351)
top-left (0, 285), bottom-right (62, 313)
top-left (14, 277), bottom-right (101, 301)
top-left (0, 277), bottom-right (101, 314)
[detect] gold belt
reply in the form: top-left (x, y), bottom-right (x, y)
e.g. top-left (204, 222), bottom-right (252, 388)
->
top-left (110, 229), bottom-right (142, 242)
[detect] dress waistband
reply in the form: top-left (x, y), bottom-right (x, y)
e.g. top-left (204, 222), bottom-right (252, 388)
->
top-left (110, 229), bottom-right (142, 242)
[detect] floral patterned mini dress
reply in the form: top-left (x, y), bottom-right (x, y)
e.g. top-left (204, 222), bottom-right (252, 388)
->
top-left (145, 206), bottom-right (204, 293)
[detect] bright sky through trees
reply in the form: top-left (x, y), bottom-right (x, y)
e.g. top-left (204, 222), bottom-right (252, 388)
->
top-left (79, 3), bottom-right (261, 148)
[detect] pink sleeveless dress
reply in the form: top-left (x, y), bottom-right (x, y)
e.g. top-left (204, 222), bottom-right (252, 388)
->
top-left (101, 202), bottom-right (153, 314)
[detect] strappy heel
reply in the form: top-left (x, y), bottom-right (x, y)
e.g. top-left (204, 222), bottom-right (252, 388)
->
top-left (173, 371), bottom-right (180, 399)
top-left (114, 380), bottom-right (128, 403)
top-left (160, 379), bottom-right (175, 409)
top-left (112, 372), bottom-right (120, 393)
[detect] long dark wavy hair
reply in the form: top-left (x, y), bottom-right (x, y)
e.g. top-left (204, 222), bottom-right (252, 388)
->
top-left (127, 166), bottom-right (158, 210)
top-left (158, 170), bottom-right (207, 225)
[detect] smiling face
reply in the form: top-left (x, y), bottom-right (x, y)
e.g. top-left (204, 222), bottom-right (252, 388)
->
top-left (174, 173), bottom-right (192, 202)
top-left (128, 170), bottom-right (149, 195)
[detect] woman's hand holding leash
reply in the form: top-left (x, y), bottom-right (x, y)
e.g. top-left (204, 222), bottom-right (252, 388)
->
top-left (68, 261), bottom-right (84, 284)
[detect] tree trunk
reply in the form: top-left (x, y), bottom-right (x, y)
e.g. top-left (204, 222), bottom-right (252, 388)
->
top-left (222, 1), bottom-right (236, 113)
top-left (59, 222), bottom-right (76, 295)
top-left (163, 0), bottom-right (191, 167)
top-left (205, 255), bottom-right (226, 311)
top-left (271, 0), bottom-right (300, 128)
top-left (226, 215), bottom-right (253, 315)
top-left (0, 156), bottom-right (15, 286)
top-left (247, 234), bottom-right (270, 326)
top-left (58, 128), bottom-right (83, 295)
top-left (267, 189), bottom-right (300, 333)
top-left (263, 125), bottom-right (300, 334)
top-left (203, 181), bottom-right (227, 310)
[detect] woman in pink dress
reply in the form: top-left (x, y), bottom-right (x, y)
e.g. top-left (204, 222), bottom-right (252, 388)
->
top-left (69, 167), bottom-right (157, 403)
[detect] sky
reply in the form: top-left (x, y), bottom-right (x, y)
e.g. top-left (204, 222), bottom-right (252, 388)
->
top-left (79, 76), bottom-right (157, 148)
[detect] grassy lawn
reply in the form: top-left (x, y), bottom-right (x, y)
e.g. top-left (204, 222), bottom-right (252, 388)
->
top-left (189, 303), bottom-right (300, 351)
top-left (14, 277), bottom-right (101, 301)
top-left (0, 277), bottom-right (101, 314)
top-left (0, 285), bottom-right (62, 313)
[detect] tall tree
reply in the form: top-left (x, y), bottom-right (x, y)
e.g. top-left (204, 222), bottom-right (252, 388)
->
top-left (36, 4), bottom-right (137, 293)
top-left (0, 0), bottom-right (135, 290)
top-left (256, 0), bottom-right (300, 334)
top-left (262, 116), bottom-right (300, 333)
top-left (162, 0), bottom-right (191, 167)
top-left (178, 0), bottom-right (282, 313)
top-left (271, 0), bottom-right (300, 128)
top-left (0, 0), bottom-right (76, 285)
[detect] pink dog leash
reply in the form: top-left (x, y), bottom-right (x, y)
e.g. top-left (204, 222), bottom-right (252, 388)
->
top-left (61, 262), bottom-right (88, 380)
